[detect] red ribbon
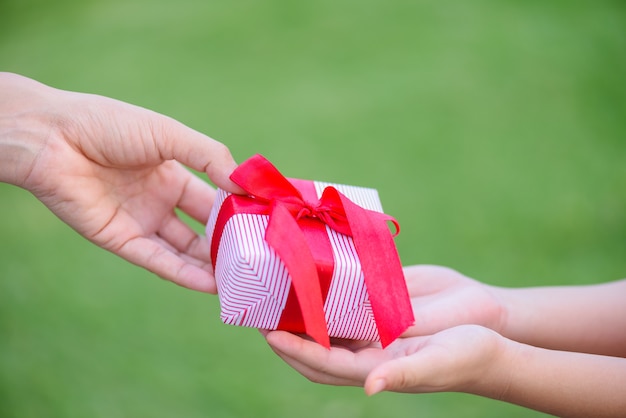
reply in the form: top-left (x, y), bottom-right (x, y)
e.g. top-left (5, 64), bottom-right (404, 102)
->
top-left (210, 154), bottom-right (414, 348)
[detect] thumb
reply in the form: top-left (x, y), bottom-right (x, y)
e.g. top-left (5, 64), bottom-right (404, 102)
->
top-left (364, 356), bottom-right (424, 396)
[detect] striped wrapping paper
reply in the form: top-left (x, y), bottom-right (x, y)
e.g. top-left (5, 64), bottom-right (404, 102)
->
top-left (206, 180), bottom-right (388, 342)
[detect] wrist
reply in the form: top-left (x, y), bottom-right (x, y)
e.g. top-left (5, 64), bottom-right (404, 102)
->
top-left (465, 331), bottom-right (522, 400)
top-left (486, 284), bottom-right (523, 341)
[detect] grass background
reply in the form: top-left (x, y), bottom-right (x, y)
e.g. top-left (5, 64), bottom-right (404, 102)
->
top-left (1, 0), bottom-right (625, 417)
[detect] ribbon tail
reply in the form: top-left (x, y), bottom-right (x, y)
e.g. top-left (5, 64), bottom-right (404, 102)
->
top-left (336, 193), bottom-right (414, 348)
top-left (265, 203), bottom-right (330, 348)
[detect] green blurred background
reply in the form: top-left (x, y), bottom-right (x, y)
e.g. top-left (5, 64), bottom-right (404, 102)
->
top-left (1, 0), bottom-right (625, 417)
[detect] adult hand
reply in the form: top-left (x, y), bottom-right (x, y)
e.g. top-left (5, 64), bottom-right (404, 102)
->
top-left (1, 72), bottom-right (242, 292)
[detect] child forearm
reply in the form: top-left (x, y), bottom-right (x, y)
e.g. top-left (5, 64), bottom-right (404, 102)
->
top-left (495, 279), bottom-right (626, 356)
top-left (476, 338), bottom-right (626, 417)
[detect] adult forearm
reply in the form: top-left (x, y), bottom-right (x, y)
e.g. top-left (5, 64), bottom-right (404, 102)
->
top-left (476, 339), bottom-right (626, 417)
top-left (0, 72), bottom-right (56, 187)
top-left (495, 279), bottom-right (626, 356)
top-left (0, 115), bottom-right (46, 187)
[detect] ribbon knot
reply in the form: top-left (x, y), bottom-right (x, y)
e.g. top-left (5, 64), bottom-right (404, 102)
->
top-left (212, 154), bottom-right (413, 348)
top-left (295, 200), bottom-right (318, 221)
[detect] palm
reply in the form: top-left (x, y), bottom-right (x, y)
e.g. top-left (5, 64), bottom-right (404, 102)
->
top-left (402, 265), bottom-right (505, 337)
top-left (54, 160), bottom-right (205, 256)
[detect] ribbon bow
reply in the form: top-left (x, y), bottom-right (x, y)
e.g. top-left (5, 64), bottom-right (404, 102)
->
top-left (211, 154), bottom-right (414, 348)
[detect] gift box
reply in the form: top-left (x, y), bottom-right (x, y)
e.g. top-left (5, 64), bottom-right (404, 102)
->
top-left (206, 155), bottom-right (414, 348)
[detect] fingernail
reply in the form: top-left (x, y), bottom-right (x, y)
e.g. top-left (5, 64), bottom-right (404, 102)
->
top-left (367, 378), bottom-right (386, 396)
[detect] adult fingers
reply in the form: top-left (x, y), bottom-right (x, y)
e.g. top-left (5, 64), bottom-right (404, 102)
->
top-left (175, 165), bottom-right (218, 225)
top-left (157, 214), bottom-right (210, 263)
top-left (117, 235), bottom-right (217, 293)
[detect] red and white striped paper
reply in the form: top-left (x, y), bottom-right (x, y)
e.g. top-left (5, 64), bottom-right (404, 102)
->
top-left (206, 181), bottom-right (385, 342)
